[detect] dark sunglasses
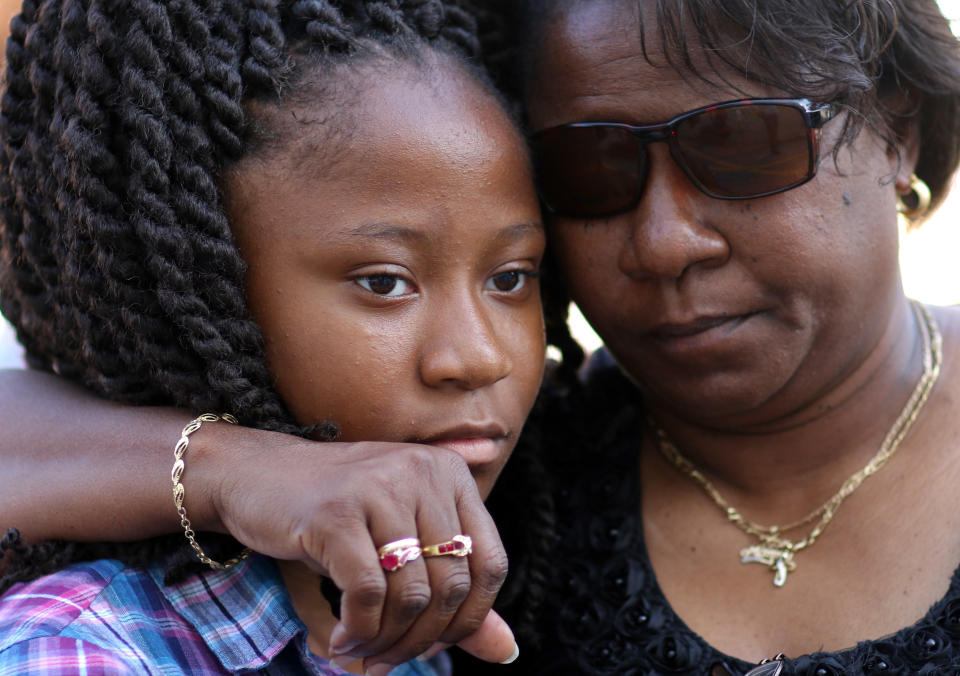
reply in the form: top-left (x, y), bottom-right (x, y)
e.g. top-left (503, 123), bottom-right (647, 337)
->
top-left (530, 98), bottom-right (837, 218)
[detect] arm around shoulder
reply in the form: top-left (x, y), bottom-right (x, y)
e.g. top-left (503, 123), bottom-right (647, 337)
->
top-left (0, 368), bottom-right (245, 543)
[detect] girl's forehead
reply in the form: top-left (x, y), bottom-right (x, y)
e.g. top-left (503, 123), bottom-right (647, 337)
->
top-left (224, 58), bottom-right (536, 242)
top-left (240, 55), bottom-right (524, 180)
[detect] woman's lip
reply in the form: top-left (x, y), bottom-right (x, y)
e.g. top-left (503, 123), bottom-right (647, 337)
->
top-left (650, 314), bottom-right (746, 339)
top-left (644, 312), bottom-right (758, 357)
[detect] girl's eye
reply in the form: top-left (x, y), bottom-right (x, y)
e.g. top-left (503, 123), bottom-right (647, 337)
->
top-left (356, 274), bottom-right (412, 297)
top-left (486, 269), bottom-right (537, 293)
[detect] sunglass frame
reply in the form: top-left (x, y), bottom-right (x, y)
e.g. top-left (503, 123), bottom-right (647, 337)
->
top-left (532, 97), bottom-right (838, 218)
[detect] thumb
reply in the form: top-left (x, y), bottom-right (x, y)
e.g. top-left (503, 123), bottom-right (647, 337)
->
top-left (421, 611), bottom-right (519, 665)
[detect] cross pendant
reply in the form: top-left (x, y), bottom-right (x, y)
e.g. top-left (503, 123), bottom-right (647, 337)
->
top-left (740, 545), bottom-right (796, 587)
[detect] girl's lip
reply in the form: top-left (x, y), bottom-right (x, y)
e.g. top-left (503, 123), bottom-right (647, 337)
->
top-left (412, 424), bottom-right (510, 464)
top-left (423, 437), bottom-right (507, 465)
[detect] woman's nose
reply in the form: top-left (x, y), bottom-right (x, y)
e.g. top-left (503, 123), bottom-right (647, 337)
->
top-left (418, 295), bottom-right (512, 390)
top-left (618, 146), bottom-right (730, 282)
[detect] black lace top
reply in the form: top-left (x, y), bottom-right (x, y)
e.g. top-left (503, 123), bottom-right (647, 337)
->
top-left (513, 365), bottom-right (960, 676)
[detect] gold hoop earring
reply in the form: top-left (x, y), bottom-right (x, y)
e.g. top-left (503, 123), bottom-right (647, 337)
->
top-left (897, 173), bottom-right (931, 222)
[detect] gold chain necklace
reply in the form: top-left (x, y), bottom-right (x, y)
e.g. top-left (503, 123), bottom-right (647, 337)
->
top-left (650, 300), bottom-right (942, 587)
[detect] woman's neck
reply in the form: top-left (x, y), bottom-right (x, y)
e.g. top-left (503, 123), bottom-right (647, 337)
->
top-left (276, 560), bottom-right (365, 674)
top-left (646, 297), bottom-right (924, 520)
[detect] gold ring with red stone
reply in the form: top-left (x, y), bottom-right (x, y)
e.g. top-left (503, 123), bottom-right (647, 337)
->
top-left (421, 534), bottom-right (472, 559)
top-left (377, 537), bottom-right (422, 572)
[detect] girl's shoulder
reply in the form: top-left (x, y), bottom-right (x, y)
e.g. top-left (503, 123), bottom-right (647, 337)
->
top-left (0, 558), bottom-right (183, 673)
top-left (0, 558), bottom-right (129, 638)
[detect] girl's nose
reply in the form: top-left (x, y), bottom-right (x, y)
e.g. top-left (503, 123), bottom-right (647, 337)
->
top-left (419, 296), bottom-right (512, 390)
top-left (618, 147), bottom-right (730, 282)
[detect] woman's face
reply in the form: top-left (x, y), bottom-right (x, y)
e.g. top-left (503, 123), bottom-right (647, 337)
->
top-left (526, 2), bottom-right (911, 425)
top-left (225, 58), bottom-right (546, 499)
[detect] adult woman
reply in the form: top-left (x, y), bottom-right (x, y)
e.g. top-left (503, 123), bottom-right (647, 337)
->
top-left (476, 1), bottom-right (960, 673)
top-left (4, 0), bottom-right (960, 674)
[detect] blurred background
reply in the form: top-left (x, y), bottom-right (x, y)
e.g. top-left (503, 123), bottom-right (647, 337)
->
top-left (1, 0), bottom-right (960, 365)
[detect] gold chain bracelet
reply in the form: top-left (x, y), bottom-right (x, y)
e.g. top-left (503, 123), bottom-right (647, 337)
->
top-left (171, 413), bottom-right (252, 570)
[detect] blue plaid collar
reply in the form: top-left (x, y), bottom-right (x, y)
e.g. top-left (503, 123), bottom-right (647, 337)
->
top-left (148, 554), bottom-right (312, 672)
top-left (148, 554), bottom-right (450, 675)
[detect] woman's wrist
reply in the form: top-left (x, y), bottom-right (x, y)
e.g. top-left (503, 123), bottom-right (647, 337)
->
top-left (174, 416), bottom-right (258, 536)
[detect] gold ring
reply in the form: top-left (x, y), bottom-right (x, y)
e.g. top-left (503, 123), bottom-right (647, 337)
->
top-left (378, 537), bottom-right (422, 572)
top-left (421, 534), bottom-right (472, 558)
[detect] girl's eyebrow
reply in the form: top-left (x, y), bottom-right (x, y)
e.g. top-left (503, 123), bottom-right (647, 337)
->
top-left (336, 221), bottom-right (543, 245)
top-left (494, 221), bottom-right (545, 244)
top-left (345, 223), bottom-right (429, 244)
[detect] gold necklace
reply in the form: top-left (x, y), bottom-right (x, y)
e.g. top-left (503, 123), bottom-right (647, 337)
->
top-left (650, 300), bottom-right (942, 587)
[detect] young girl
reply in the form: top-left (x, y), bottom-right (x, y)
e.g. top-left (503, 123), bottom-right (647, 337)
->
top-left (0, 1), bottom-right (545, 673)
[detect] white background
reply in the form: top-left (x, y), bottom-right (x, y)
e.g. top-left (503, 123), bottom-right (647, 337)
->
top-left (3, 2), bottom-right (960, 365)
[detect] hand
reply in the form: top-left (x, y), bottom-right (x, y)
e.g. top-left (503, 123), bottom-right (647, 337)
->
top-left (190, 428), bottom-right (515, 668)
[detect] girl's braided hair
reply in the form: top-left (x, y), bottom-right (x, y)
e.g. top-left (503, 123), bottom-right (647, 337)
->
top-left (0, 0), bottom-right (482, 426)
top-left (0, 1), bottom-right (557, 638)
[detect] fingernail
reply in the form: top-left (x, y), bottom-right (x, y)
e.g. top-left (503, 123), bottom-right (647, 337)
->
top-left (328, 658), bottom-right (345, 672)
top-left (415, 641), bottom-right (448, 663)
top-left (365, 665), bottom-right (394, 676)
top-left (500, 643), bottom-right (520, 665)
top-left (329, 624), bottom-right (360, 654)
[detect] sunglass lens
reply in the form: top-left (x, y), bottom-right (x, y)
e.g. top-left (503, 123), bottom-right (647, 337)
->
top-left (532, 125), bottom-right (645, 217)
top-left (674, 104), bottom-right (813, 198)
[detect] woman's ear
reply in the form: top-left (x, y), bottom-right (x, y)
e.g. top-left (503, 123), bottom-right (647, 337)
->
top-left (893, 133), bottom-right (921, 197)
top-left (887, 107), bottom-right (921, 196)
top-left (887, 112), bottom-right (931, 223)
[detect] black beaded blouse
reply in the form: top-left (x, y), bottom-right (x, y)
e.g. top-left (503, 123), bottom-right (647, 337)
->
top-left (483, 364), bottom-right (960, 676)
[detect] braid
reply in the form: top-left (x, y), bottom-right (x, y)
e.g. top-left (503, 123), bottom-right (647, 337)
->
top-left (542, 249), bottom-right (586, 390)
top-left (484, 396), bottom-right (555, 650)
top-left (0, 1), bottom-right (63, 371)
top-left (292, 1), bottom-right (353, 50)
top-left (364, 0), bottom-right (407, 34)
top-left (458, 0), bottom-right (517, 99)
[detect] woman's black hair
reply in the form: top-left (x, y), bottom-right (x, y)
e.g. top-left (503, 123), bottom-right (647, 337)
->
top-left (0, 3), bottom-right (557, 642)
top-left (490, 0), bottom-right (960, 212)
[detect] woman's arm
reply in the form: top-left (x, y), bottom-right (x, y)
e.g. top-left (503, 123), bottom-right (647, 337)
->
top-left (1, 368), bottom-right (192, 541)
top-left (0, 368), bottom-right (516, 670)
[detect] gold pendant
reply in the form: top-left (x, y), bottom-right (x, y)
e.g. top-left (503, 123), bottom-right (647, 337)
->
top-left (740, 545), bottom-right (796, 587)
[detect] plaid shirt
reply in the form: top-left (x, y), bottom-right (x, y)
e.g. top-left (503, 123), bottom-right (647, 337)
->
top-left (0, 554), bottom-right (451, 676)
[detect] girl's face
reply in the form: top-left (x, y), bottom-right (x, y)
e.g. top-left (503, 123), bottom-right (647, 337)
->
top-left (225, 59), bottom-right (546, 498)
top-left (526, 2), bottom-right (909, 426)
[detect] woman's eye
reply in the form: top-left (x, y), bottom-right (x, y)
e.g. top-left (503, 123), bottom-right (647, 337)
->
top-left (356, 274), bottom-right (411, 297)
top-left (486, 269), bottom-right (536, 293)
